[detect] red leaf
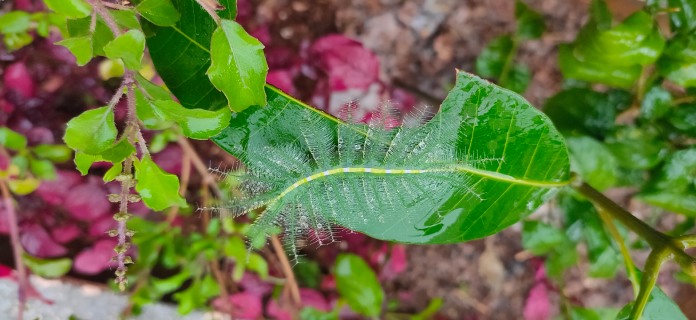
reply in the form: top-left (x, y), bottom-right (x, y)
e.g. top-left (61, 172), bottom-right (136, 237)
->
top-left (63, 177), bottom-right (110, 221)
top-left (267, 288), bottom-right (330, 320)
top-left (213, 292), bottom-right (263, 319)
top-left (20, 224), bottom-right (67, 257)
top-left (36, 170), bottom-right (82, 205)
top-left (308, 35), bottom-right (380, 91)
top-left (4, 62), bottom-right (35, 98)
top-left (152, 145), bottom-right (183, 175)
top-left (73, 239), bottom-right (117, 275)
top-left (51, 224), bottom-right (81, 244)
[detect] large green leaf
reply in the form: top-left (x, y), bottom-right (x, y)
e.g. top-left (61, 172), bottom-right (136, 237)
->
top-left (139, 0), bottom-right (237, 110)
top-left (135, 156), bottom-right (187, 210)
top-left (212, 72), bottom-right (569, 245)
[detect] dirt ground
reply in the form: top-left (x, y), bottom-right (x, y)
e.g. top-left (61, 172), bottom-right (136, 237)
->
top-left (256, 0), bottom-right (694, 318)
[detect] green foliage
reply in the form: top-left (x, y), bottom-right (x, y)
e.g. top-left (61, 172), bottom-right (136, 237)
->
top-left (135, 0), bottom-right (180, 27)
top-left (63, 106), bottom-right (118, 155)
top-left (43, 0), bottom-right (92, 19)
top-left (474, 0), bottom-right (544, 93)
top-left (657, 33), bottom-right (696, 88)
top-left (639, 148), bottom-right (696, 216)
top-left (207, 19), bottom-right (268, 111)
top-left (335, 254), bottom-right (384, 317)
top-left (616, 282), bottom-right (687, 320)
top-left (134, 156), bottom-right (187, 210)
top-left (0, 127), bottom-right (28, 151)
top-left (57, 36), bottom-right (93, 66)
top-left (103, 29), bottom-right (146, 70)
top-left (23, 254), bottom-right (72, 279)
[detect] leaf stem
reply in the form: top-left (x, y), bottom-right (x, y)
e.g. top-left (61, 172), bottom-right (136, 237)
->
top-left (596, 208), bottom-right (640, 296)
top-left (0, 178), bottom-right (27, 320)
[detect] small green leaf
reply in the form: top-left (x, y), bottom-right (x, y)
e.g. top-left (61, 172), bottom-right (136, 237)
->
top-left (103, 29), bottom-right (145, 70)
top-left (207, 19), bottom-right (268, 112)
top-left (63, 106), bottom-right (118, 154)
top-left (605, 126), bottom-right (669, 170)
top-left (475, 36), bottom-right (514, 79)
top-left (32, 144), bottom-right (73, 163)
top-left (500, 63), bottom-right (531, 93)
top-left (23, 254), bottom-right (72, 278)
top-left (111, 9), bottom-right (141, 30)
top-left (136, 0), bottom-right (181, 27)
top-left (616, 285), bottom-right (687, 320)
top-left (151, 100), bottom-right (232, 139)
top-left (0, 11), bottom-right (31, 34)
top-left (567, 136), bottom-right (618, 191)
top-left (74, 152), bottom-right (99, 175)
top-left (0, 127), bottom-right (27, 151)
top-left (57, 36), bottom-right (93, 66)
top-left (135, 156), bottom-right (187, 210)
top-left (8, 178), bottom-right (40, 195)
top-left (248, 253), bottom-right (268, 279)
top-left (639, 148), bottom-right (696, 216)
top-left (657, 34), bottom-right (696, 88)
top-left (641, 85), bottom-right (672, 120)
top-left (670, 104), bottom-right (696, 136)
top-left (29, 158), bottom-right (57, 180)
top-left (666, 0), bottom-right (696, 32)
top-left (43, 0), bottom-right (91, 19)
top-left (515, 0), bottom-right (545, 40)
top-left (151, 272), bottom-right (190, 295)
top-left (559, 45), bottom-right (641, 88)
top-left (103, 162), bottom-right (123, 182)
top-left (300, 308), bottom-right (339, 320)
top-left (522, 221), bottom-right (568, 255)
top-left (544, 87), bottom-right (631, 138)
top-left (335, 254), bottom-right (384, 317)
top-left (3, 32), bottom-right (33, 51)
top-left (67, 16), bottom-right (113, 56)
top-left (589, 0), bottom-right (612, 30)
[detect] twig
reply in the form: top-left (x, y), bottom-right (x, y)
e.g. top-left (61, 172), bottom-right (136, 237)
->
top-left (270, 235), bottom-right (301, 307)
top-left (86, 0), bottom-right (122, 36)
top-left (0, 179), bottom-right (27, 320)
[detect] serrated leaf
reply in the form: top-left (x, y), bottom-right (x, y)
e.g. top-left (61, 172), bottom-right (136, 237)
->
top-left (212, 73), bottom-right (570, 245)
top-left (141, 0), bottom-right (238, 110)
top-left (135, 156), bottom-right (187, 210)
top-left (111, 9), bottom-right (141, 30)
top-left (136, 0), bottom-right (181, 26)
top-left (23, 254), bottom-right (72, 278)
top-left (63, 106), bottom-right (118, 154)
top-left (0, 11), bottom-right (31, 34)
top-left (335, 254), bottom-right (384, 317)
top-left (32, 144), bottom-right (73, 163)
top-left (515, 0), bottom-right (545, 40)
top-left (72, 139), bottom-right (134, 175)
top-left (207, 19), bottom-right (268, 112)
top-left (104, 29), bottom-right (145, 70)
top-left (104, 162), bottom-right (122, 182)
top-left (43, 0), bottom-right (91, 19)
top-left (57, 36), bottom-right (93, 66)
top-left (0, 127), bottom-right (27, 151)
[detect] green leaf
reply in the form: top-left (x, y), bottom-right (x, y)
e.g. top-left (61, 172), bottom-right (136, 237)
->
top-left (560, 11), bottom-right (665, 88)
top-left (605, 126), bottom-right (669, 170)
top-left (475, 35), bottom-right (513, 78)
top-left (207, 19), bottom-right (268, 112)
top-left (136, 0), bottom-right (181, 26)
top-left (616, 285), bottom-right (687, 320)
top-left (522, 221), bottom-right (568, 255)
top-left (3, 32), bottom-right (33, 51)
top-left (32, 144), bottom-right (73, 163)
top-left (0, 127), bottom-right (27, 151)
top-left (143, 100), bottom-right (232, 140)
top-left (589, 0), bottom-right (612, 30)
top-left (515, 0), bottom-right (545, 40)
top-left (103, 29), bottom-right (145, 70)
top-left (8, 178), bottom-right (40, 195)
top-left (666, 0), bottom-right (696, 32)
top-left (567, 136), bottom-right (618, 191)
top-left (639, 148), bottom-right (696, 216)
top-left (135, 156), bottom-right (187, 210)
top-left (151, 272), bottom-right (190, 295)
top-left (29, 158), bottom-right (57, 180)
top-left (43, 0), bottom-right (91, 19)
top-left (73, 139), bottom-right (134, 175)
top-left (23, 254), bottom-right (72, 278)
top-left (63, 106), bottom-right (118, 154)
top-left (544, 87), bottom-right (631, 138)
top-left (67, 16), bottom-right (113, 56)
top-left (335, 254), bottom-right (384, 317)
top-left (103, 162), bottom-right (122, 182)
top-left (212, 72), bottom-right (570, 245)
top-left (669, 104), bottom-right (696, 136)
top-left (641, 85), bottom-right (672, 120)
top-left (657, 34), bottom-right (696, 88)
top-left (111, 9), bottom-right (141, 30)
top-left (300, 308), bottom-right (339, 320)
top-left (57, 36), bottom-right (93, 66)
top-left (141, 0), bottom-right (238, 110)
top-left (501, 63), bottom-right (531, 94)
top-left (0, 11), bottom-right (31, 34)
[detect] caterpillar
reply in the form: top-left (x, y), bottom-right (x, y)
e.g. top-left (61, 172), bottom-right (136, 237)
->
top-left (212, 72), bottom-right (570, 259)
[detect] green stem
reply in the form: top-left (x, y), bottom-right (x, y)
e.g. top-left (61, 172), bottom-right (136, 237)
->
top-left (597, 208), bottom-right (640, 296)
top-left (630, 249), bottom-right (668, 320)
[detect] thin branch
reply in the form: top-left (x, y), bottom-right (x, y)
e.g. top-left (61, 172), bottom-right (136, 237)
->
top-left (597, 208), bottom-right (640, 296)
top-left (86, 0), bottom-right (122, 36)
top-left (0, 179), bottom-right (27, 320)
top-left (270, 235), bottom-right (302, 308)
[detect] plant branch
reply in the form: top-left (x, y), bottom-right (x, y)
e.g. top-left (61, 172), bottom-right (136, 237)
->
top-left (597, 208), bottom-right (640, 296)
top-left (86, 0), bottom-right (122, 36)
top-left (270, 235), bottom-right (302, 308)
top-left (0, 179), bottom-right (27, 320)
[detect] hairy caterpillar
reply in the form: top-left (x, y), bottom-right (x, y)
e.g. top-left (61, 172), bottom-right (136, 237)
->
top-left (211, 73), bottom-right (570, 258)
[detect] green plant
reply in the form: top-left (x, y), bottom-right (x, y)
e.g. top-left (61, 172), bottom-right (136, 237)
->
top-left (2, 0), bottom-right (695, 318)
